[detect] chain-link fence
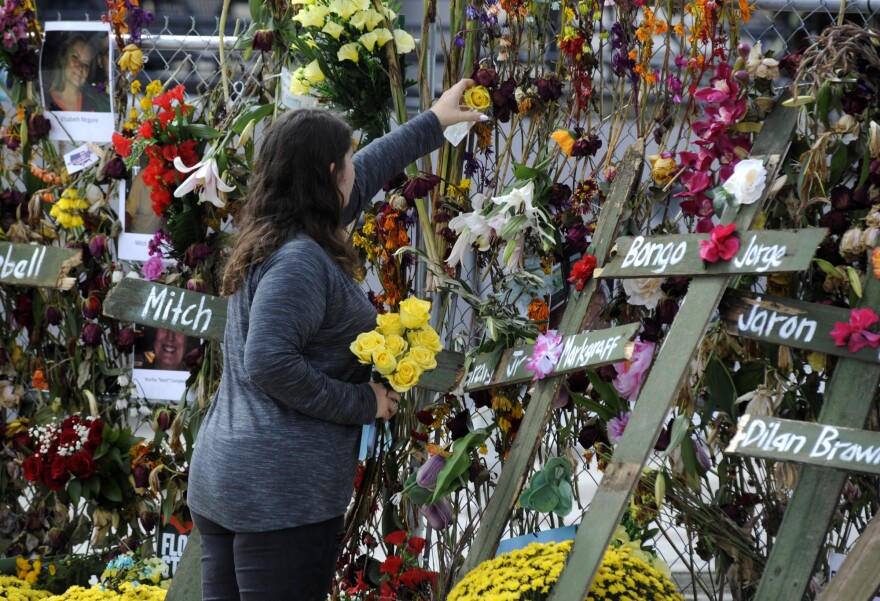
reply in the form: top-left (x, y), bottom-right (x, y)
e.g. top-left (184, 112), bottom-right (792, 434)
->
top-left (49, 2), bottom-right (879, 598)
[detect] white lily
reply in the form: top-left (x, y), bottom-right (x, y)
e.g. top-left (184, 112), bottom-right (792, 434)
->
top-left (446, 193), bottom-right (495, 267)
top-left (173, 150), bottom-right (236, 208)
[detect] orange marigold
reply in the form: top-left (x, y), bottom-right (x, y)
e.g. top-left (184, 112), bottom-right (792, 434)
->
top-left (527, 298), bottom-right (550, 333)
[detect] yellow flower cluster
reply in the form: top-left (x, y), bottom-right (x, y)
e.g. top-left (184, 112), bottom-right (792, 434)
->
top-left (289, 0), bottom-right (416, 94)
top-left (350, 297), bottom-right (443, 393)
top-left (49, 188), bottom-right (88, 229)
top-left (44, 583), bottom-right (166, 601)
top-left (0, 575), bottom-right (51, 601)
top-left (449, 540), bottom-right (683, 601)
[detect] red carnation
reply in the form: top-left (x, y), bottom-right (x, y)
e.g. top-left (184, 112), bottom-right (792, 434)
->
top-left (112, 132), bottom-right (133, 158)
top-left (406, 536), bottom-right (426, 556)
top-left (138, 120), bottom-right (154, 139)
top-left (380, 555), bottom-right (404, 576)
top-left (398, 567), bottom-right (437, 588)
top-left (568, 254), bottom-right (597, 291)
top-left (384, 530), bottom-right (407, 547)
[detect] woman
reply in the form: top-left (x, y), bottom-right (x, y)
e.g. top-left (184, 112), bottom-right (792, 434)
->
top-left (187, 80), bottom-right (486, 600)
top-left (47, 34), bottom-right (109, 113)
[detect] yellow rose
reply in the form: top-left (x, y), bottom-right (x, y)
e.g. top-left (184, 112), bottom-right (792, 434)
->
top-left (399, 297), bottom-right (432, 329)
top-left (350, 330), bottom-right (386, 363)
top-left (372, 348), bottom-right (398, 375)
top-left (322, 20), bottom-right (345, 39)
top-left (376, 312), bottom-right (404, 336)
top-left (393, 29), bottom-right (416, 53)
top-left (384, 334), bottom-right (408, 357)
top-left (407, 326), bottom-right (443, 353)
top-left (387, 358), bottom-right (423, 393)
top-left (406, 346), bottom-right (437, 371)
top-left (648, 153), bottom-right (677, 185)
top-left (337, 42), bottom-right (360, 63)
top-left (464, 85), bottom-right (492, 111)
top-left (117, 44), bottom-right (144, 75)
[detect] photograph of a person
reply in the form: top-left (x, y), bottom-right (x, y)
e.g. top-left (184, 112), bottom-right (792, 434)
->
top-left (134, 326), bottom-right (198, 372)
top-left (132, 326), bottom-right (199, 401)
top-left (40, 22), bottom-right (114, 142)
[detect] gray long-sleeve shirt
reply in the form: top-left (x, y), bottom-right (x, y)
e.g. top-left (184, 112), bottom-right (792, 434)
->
top-left (187, 111), bottom-right (445, 531)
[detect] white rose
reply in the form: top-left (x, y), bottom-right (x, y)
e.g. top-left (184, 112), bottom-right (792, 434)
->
top-left (622, 277), bottom-right (665, 310)
top-left (722, 159), bottom-right (767, 206)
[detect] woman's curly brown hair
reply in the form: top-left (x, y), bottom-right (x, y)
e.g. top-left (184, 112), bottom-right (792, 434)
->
top-left (221, 109), bottom-right (359, 296)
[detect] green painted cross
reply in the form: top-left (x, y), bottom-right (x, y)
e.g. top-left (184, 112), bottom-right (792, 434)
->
top-left (0, 242), bottom-right (81, 289)
top-left (546, 100), bottom-right (805, 601)
top-left (722, 274), bottom-right (880, 601)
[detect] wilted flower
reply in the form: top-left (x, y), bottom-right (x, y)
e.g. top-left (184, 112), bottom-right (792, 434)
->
top-left (116, 328), bottom-right (136, 353)
top-left (648, 153), bottom-right (677, 185)
top-left (88, 234), bottom-right (108, 258)
top-left (102, 156), bottom-right (128, 180)
top-left (27, 114), bottom-right (50, 140)
top-left (82, 293), bottom-right (101, 319)
top-left (736, 385), bottom-right (778, 416)
top-left (43, 306), bottom-right (62, 326)
top-left (117, 44), bottom-right (144, 75)
top-left (746, 42), bottom-right (780, 80)
top-left (252, 29), bottom-right (274, 52)
top-left (81, 323), bottom-right (103, 347)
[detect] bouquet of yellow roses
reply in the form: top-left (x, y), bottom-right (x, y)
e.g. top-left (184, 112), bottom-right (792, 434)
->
top-left (350, 297), bottom-right (442, 393)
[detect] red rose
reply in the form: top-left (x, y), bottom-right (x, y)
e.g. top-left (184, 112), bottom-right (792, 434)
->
top-left (68, 451), bottom-right (96, 478)
top-left (45, 457), bottom-right (69, 490)
top-left (85, 422), bottom-right (104, 452)
top-left (568, 254), bottom-right (597, 291)
top-left (58, 429), bottom-right (79, 448)
top-left (22, 454), bottom-right (42, 482)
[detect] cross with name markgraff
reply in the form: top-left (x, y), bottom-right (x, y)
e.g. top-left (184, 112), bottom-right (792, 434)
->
top-left (545, 101), bottom-right (812, 601)
top-left (718, 277), bottom-right (880, 601)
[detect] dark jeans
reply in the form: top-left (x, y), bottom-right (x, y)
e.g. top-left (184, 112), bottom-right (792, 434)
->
top-left (192, 511), bottom-right (345, 601)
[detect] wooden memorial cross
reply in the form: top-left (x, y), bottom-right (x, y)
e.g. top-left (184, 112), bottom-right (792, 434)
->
top-left (0, 242), bottom-right (81, 289)
top-left (721, 277), bottom-right (880, 601)
top-left (454, 139), bottom-right (647, 579)
top-left (546, 102), bottom-right (804, 601)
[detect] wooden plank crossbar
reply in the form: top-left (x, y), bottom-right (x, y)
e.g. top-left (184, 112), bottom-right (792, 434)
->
top-left (596, 229), bottom-right (826, 279)
top-left (752, 273), bottom-right (880, 601)
top-left (463, 323), bottom-right (639, 391)
top-left (546, 102), bottom-right (799, 601)
top-left (0, 242), bottom-right (81, 289)
top-left (454, 139), bottom-right (647, 580)
top-left (721, 289), bottom-right (880, 364)
top-left (727, 415), bottom-right (880, 475)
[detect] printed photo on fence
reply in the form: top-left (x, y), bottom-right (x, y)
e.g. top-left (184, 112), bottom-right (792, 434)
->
top-left (132, 325), bottom-right (198, 401)
top-left (40, 22), bottom-right (114, 142)
top-left (116, 178), bottom-right (161, 260)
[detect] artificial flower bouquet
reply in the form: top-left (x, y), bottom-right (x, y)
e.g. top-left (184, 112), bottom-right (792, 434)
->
top-left (350, 297), bottom-right (443, 394)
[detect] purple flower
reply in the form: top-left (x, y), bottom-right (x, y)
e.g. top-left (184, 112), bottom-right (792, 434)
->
top-left (126, 7), bottom-right (155, 42)
top-left (416, 454), bottom-right (446, 490)
top-left (612, 338), bottom-right (655, 400)
top-left (81, 323), bottom-right (103, 346)
top-left (43, 306), bottom-right (62, 326)
top-left (153, 407), bottom-right (175, 432)
top-left (525, 330), bottom-right (564, 380)
top-left (11, 48), bottom-right (38, 81)
top-left (143, 255), bottom-right (164, 281)
top-left (253, 29), bottom-right (274, 52)
top-left (187, 277), bottom-right (208, 293)
top-left (183, 243), bottom-right (213, 268)
top-left (103, 156), bottom-right (128, 180)
top-left (116, 328), bottom-right (136, 353)
top-left (419, 498), bottom-right (453, 530)
top-left (88, 234), bottom-right (108, 258)
top-left (27, 113), bottom-right (50, 140)
top-left (453, 34), bottom-right (465, 48)
top-left (607, 412), bottom-right (631, 443)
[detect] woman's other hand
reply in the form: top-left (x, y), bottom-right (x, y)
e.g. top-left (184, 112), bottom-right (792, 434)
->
top-left (369, 381), bottom-right (400, 421)
top-left (429, 79), bottom-right (491, 128)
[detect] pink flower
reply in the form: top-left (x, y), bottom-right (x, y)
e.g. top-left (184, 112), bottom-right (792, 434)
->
top-left (693, 63), bottom-right (739, 104)
top-left (613, 339), bottom-right (655, 400)
top-left (143, 255), bottom-right (165, 281)
top-left (525, 330), bottom-right (564, 380)
top-left (607, 412), bottom-right (631, 443)
top-left (699, 223), bottom-right (740, 263)
top-left (830, 308), bottom-right (880, 353)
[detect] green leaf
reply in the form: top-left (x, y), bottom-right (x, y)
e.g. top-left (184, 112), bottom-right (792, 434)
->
top-left (815, 80), bottom-right (832, 128)
top-left (585, 370), bottom-right (623, 416)
top-left (430, 430), bottom-right (487, 503)
top-left (661, 414), bottom-right (691, 458)
top-left (733, 362), bottom-right (766, 395)
top-left (847, 266), bottom-right (863, 298)
top-left (814, 258), bottom-right (842, 278)
top-left (92, 441), bottom-right (109, 460)
top-left (162, 493), bottom-right (175, 526)
top-left (704, 358), bottom-right (737, 415)
top-left (512, 162), bottom-right (541, 180)
top-left (248, 0), bottom-right (264, 22)
top-left (570, 392), bottom-right (616, 422)
top-left (499, 214), bottom-right (528, 239)
top-left (68, 479), bottom-right (81, 508)
top-left (232, 104), bottom-right (275, 134)
top-left (185, 124), bottom-right (223, 139)
top-left (101, 478), bottom-right (122, 503)
top-left (829, 142), bottom-right (849, 187)
top-left (529, 484), bottom-right (560, 512)
top-left (405, 484), bottom-right (434, 505)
